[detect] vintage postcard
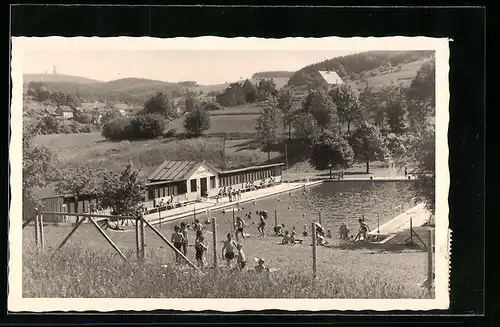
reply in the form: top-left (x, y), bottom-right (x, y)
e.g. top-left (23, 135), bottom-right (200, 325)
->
top-left (9, 36), bottom-right (450, 312)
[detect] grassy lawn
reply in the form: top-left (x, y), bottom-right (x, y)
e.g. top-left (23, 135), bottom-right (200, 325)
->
top-left (167, 114), bottom-right (260, 134)
top-left (22, 210), bottom-right (431, 298)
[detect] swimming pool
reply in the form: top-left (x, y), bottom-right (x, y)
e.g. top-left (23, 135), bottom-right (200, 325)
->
top-left (158, 180), bottom-right (419, 241)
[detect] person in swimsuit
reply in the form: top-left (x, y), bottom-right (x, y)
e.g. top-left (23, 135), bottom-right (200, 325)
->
top-left (257, 213), bottom-right (266, 237)
top-left (193, 218), bottom-right (204, 242)
top-left (235, 216), bottom-right (246, 242)
top-left (221, 233), bottom-right (237, 267)
top-left (339, 222), bottom-right (350, 241)
top-left (357, 218), bottom-right (370, 242)
top-left (236, 243), bottom-right (246, 270)
top-left (171, 226), bottom-right (185, 264)
top-left (195, 235), bottom-right (208, 269)
top-left (180, 222), bottom-right (189, 256)
top-left (281, 230), bottom-right (291, 245)
top-left (302, 224), bottom-right (308, 237)
top-left (254, 258), bottom-right (268, 273)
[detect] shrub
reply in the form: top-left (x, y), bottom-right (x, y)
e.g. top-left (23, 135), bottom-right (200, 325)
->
top-left (81, 124), bottom-right (92, 133)
top-left (102, 117), bottom-right (132, 140)
top-left (74, 111), bottom-right (92, 124)
top-left (165, 128), bottom-right (176, 138)
top-left (102, 114), bottom-right (166, 140)
top-left (201, 101), bottom-right (222, 111)
top-left (130, 114), bottom-right (166, 139)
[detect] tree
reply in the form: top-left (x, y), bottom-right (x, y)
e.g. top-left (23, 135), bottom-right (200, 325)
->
top-left (32, 85), bottom-right (52, 102)
top-left (130, 114), bottom-right (166, 139)
top-left (406, 60), bottom-right (436, 129)
top-left (99, 164), bottom-right (146, 217)
top-left (101, 117), bottom-right (132, 140)
top-left (23, 126), bottom-right (58, 214)
top-left (292, 112), bottom-right (320, 145)
top-left (257, 79), bottom-right (278, 100)
top-left (74, 111), bottom-right (92, 124)
top-left (407, 125), bottom-right (435, 214)
top-left (255, 104), bottom-right (282, 159)
top-left (349, 121), bottom-right (387, 174)
top-left (385, 93), bottom-right (409, 134)
top-left (55, 164), bottom-right (104, 223)
top-left (277, 87), bottom-right (300, 138)
top-left (329, 83), bottom-right (362, 134)
top-left (309, 130), bottom-right (354, 171)
top-left (302, 90), bottom-right (338, 129)
top-left (242, 79), bottom-right (258, 103)
top-left (51, 91), bottom-right (67, 107)
top-left (142, 92), bottom-right (177, 120)
top-left (185, 90), bottom-right (197, 112)
top-left (184, 106), bottom-right (211, 137)
top-left (38, 115), bottom-right (59, 134)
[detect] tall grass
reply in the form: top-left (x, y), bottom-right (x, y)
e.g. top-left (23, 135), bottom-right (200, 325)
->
top-left (23, 247), bottom-right (431, 299)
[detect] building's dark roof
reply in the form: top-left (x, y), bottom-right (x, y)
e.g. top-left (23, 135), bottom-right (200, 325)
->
top-left (148, 160), bottom-right (220, 182)
top-left (220, 163), bottom-right (284, 175)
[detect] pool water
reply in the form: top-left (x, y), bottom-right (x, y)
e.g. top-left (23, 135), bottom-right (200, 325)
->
top-left (160, 181), bottom-right (418, 241)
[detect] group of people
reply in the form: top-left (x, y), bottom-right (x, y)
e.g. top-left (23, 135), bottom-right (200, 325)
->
top-left (217, 186), bottom-right (242, 203)
top-left (171, 219), bottom-right (208, 268)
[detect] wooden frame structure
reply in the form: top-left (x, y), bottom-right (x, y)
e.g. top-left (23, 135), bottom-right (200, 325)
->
top-left (26, 211), bottom-right (202, 274)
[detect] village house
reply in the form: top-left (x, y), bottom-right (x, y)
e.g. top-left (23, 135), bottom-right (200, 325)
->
top-left (318, 70), bottom-right (345, 90)
top-left (55, 105), bottom-right (74, 119)
top-left (216, 83), bottom-right (246, 107)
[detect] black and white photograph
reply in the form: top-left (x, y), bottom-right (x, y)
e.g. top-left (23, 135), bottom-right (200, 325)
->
top-left (9, 36), bottom-right (450, 311)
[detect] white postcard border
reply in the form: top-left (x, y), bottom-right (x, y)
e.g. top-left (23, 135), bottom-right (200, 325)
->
top-left (9, 36), bottom-right (450, 312)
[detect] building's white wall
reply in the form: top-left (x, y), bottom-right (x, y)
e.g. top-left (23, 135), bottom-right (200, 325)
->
top-left (186, 164), bottom-right (217, 198)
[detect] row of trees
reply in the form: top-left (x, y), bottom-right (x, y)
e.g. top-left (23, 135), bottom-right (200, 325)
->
top-left (256, 60), bottom-right (436, 212)
top-left (27, 83), bottom-right (82, 108)
top-left (102, 92), bottom-right (213, 140)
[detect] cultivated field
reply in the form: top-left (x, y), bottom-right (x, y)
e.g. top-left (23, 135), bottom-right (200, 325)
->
top-left (34, 132), bottom-right (277, 178)
top-left (354, 58), bottom-right (431, 90)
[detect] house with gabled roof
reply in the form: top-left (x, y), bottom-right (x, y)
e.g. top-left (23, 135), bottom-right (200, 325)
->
top-left (55, 105), bottom-right (74, 119)
top-left (318, 70), bottom-right (344, 90)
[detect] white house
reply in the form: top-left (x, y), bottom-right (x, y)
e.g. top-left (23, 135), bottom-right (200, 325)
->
top-left (56, 105), bottom-right (74, 119)
top-left (318, 70), bottom-right (344, 89)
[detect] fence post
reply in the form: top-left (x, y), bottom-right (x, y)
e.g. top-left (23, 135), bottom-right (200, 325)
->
top-left (39, 212), bottom-right (44, 250)
top-left (158, 208), bottom-right (162, 228)
top-left (34, 209), bottom-right (39, 248)
top-left (274, 210), bottom-right (278, 228)
top-left (212, 217), bottom-right (218, 274)
top-left (135, 217), bottom-right (141, 263)
top-left (318, 212), bottom-right (322, 226)
top-left (409, 217), bottom-right (413, 245)
top-left (427, 229), bottom-right (433, 291)
top-left (311, 222), bottom-right (317, 279)
top-left (377, 212), bottom-right (380, 241)
top-left (232, 207), bottom-right (235, 230)
top-left (140, 215), bottom-right (146, 262)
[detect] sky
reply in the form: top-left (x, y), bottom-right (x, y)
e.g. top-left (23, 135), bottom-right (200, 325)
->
top-left (22, 50), bottom-right (360, 85)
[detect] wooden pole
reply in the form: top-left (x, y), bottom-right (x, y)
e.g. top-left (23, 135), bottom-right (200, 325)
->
top-left (274, 210), bottom-right (278, 228)
top-left (427, 229), bottom-right (433, 291)
top-left (135, 217), bottom-right (141, 262)
top-left (89, 217), bottom-right (131, 265)
top-left (34, 210), bottom-right (39, 247)
top-left (140, 215), bottom-right (146, 261)
top-left (51, 218), bottom-right (86, 258)
top-left (212, 217), bottom-right (218, 273)
top-left (22, 215), bottom-right (36, 229)
top-left (311, 222), bottom-right (317, 279)
top-left (285, 143), bottom-right (288, 170)
top-left (377, 212), bottom-right (380, 241)
top-left (39, 213), bottom-right (44, 250)
top-left (158, 207), bottom-right (162, 228)
top-left (410, 217), bottom-right (413, 245)
top-left (232, 207), bottom-right (235, 230)
top-left (318, 212), bottom-right (322, 226)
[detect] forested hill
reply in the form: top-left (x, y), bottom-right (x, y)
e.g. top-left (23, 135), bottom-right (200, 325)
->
top-left (252, 71), bottom-right (295, 79)
top-left (287, 50), bottom-right (435, 89)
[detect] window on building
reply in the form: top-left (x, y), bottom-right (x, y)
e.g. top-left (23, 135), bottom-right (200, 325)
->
top-left (210, 176), bottom-right (216, 188)
top-left (190, 179), bottom-right (197, 192)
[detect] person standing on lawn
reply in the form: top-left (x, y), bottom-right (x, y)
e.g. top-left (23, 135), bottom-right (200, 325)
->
top-left (195, 235), bottom-right (208, 269)
top-left (235, 216), bottom-right (246, 242)
top-left (221, 233), bottom-right (238, 268)
top-left (171, 225), bottom-right (185, 264)
top-left (180, 222), bottom-right (189, 256)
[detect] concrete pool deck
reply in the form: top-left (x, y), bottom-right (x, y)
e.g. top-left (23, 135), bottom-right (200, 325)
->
top-left (145, 180), bottom-right (322, 225)
top-left (368, 202), bottom-right (432, 239)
